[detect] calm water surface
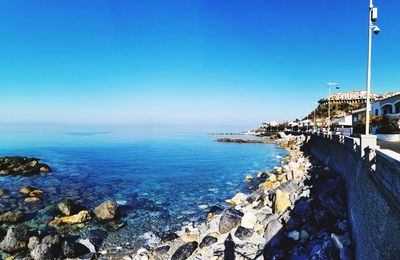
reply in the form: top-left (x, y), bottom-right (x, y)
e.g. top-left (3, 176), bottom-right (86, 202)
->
top-left (0, 126), bottom-right (287, 250)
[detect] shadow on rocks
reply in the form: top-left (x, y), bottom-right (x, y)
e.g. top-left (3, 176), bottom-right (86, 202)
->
top-left (262, 160), bottom-right (354, 260)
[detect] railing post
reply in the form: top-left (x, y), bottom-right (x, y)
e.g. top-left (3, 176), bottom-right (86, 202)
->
top-left (360, 135), bottom-right (380, 169)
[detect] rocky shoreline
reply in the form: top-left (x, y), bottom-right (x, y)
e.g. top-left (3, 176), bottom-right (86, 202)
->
top-left (127, 133), bottom-right (353, 259)
top-left (0, 157), bottom-right (123, 259)
top-left (215, 138), bottom-right (275, 144)
top-left (0, 157), bottom-right (51, 176)
top-left (0, 134), bottom-right (353, 259)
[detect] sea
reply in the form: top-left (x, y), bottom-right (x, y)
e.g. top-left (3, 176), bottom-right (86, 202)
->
top-left (0, 125), bottom-right (287, 251)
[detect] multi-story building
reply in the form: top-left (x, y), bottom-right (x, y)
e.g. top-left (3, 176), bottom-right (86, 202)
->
top-left (371, 93), bottom-right (400, 119)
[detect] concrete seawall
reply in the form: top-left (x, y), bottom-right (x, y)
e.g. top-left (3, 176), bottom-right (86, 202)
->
top-left (305, 134), bottom-right (400, 259)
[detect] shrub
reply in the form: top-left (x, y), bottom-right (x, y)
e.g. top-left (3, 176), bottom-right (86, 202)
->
top-left (377, 117), bottom-right (400, 134)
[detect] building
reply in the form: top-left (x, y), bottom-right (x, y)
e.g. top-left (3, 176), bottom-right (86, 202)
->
top-left (371, 93), bottom-right (400, 119)
top-left (333, 115), bottom-right (353, 127)
top-left (318, 90), bottom-right (399, 106)
top-left (318, 90), bottom-right (378, 105)
top-left (333, 115), bottom-right (353, 136)
top-left (352, 107), bottom-right (366, 127)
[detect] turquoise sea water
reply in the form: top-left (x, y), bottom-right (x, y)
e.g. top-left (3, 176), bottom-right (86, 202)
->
top-left (0, 125), bottom-right (287, 250)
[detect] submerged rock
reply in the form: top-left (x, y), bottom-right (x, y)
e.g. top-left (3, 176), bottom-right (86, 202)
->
top-left (93, 200), bottom-right (118, 220)
top-left (0, 210), bottom-right (24, 223)
top-left (171, 241), bottom-right (198, 260)
top-left (20, 186), bottom-right (34, 195)
top-left (0, 156), bottom-right (51, 176)
top-left (25, 197), bottom-right (40, 203)
top-left (219, 208), bottom-right (243, 234)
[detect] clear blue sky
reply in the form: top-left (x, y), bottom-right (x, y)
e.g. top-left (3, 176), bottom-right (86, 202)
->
top-left (0, 0), bottom-right (399, 129)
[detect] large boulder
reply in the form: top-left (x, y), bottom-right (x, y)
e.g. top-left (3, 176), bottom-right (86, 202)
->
top-left (0, 226), bottom-right (29, 253)
top-left (219, 208), bottom-right (244, 234)
top-left (49, 210), bottom-right (91, 226)
top-left (274, 189), bottom-right (291, 213)
top-left (62, 240), bottom-right (76, 258)
top-left (93, 200), bottom-right (118, 220)
top-left (28, 236), bottom-right (40, 250)
top-left (171, 242), bottom-right (198, 260)
top-left (0, 210), bottom-right (24, 223)
top-left (241, 211), bottom-right (258, 229)
top-left (234, 226), bottom-right (254, 240)
top-left (226, 193), bottom-right (247, 206)
top-left (199, 235), bottom-right (217, 248)
top-left (31, 244), bottom-right (53, 260)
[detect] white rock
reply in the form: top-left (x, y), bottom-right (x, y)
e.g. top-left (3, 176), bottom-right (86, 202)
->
top-left (198, 204), bottom-right (208, 209)
top-left (241, 211), bottom-right (258, 229)
top-left (226, 192), bottom-right (247, 206)
top-left (331, 233), bottom-right (344, 250)
top-left (288, 231), bottom-right (300, 241)
top-left (77, 238), bottom-right (96, 253)
top-left (28, 236), bottom-right (40, 250)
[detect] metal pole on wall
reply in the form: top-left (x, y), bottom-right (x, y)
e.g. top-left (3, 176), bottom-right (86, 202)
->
top-left (327, 82), bottom-right (339, 133)
top-left (328, 85), bottom-right (331, 133)
top-left (365, 0), bottom-right (380, 135)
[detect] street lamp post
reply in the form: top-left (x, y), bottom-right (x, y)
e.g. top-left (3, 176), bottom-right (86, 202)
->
top-left (313, 109), bottom-right (316, 131)
top-left (327, 82), bottom-right (340, 133)
top-left (365, 0), bottom-right (380, 135)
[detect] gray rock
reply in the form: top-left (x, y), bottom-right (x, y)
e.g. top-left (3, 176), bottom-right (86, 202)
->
top-left (265, 219), bottom-right (282, 241)
top-left (62, 240), bottom-right (76, 258)
top-left (42, 234), bottom-right (61, 246)
top-left (31, 243), bottom-right (53, 260)
top-left (293, 199), bottom-right (312, 218)
top-left (234, 226), bottom-right (254, 240)
top-left (0, 226), bottom-right (29, 253)
top-left (218, 208), bottom-right (243, 234)
top-left (154, 245), bottom-right (170, 254)
top-left (161, 232), bottom-right (179, 242)
top-left (171, 242), bottom-right (198, 260)
top-left (0, 210), bottom-right (24, 223)
top-left (28, 236), bottom-right (40, 250)
top-left (199, 235), bottom-right (217, 248)
top-left (58, 199), bottom-right (81, 216)
top-left (93, 200), bottom-right (118, 220)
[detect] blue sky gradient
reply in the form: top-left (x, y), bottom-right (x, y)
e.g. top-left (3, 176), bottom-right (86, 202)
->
top-left (0, 0), bottom-right (399, 129)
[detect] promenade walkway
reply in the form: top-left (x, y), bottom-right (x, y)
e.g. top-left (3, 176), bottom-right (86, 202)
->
top-left (378, 140), bottom-right (400, 154)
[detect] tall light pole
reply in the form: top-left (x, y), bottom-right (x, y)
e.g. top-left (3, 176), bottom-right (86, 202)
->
top-left (313, 108), bottom-right (316, 131)
top-left (327, 82), bottom-right (340, 133)
top-left (365, 0), bottom-right (380, 135)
